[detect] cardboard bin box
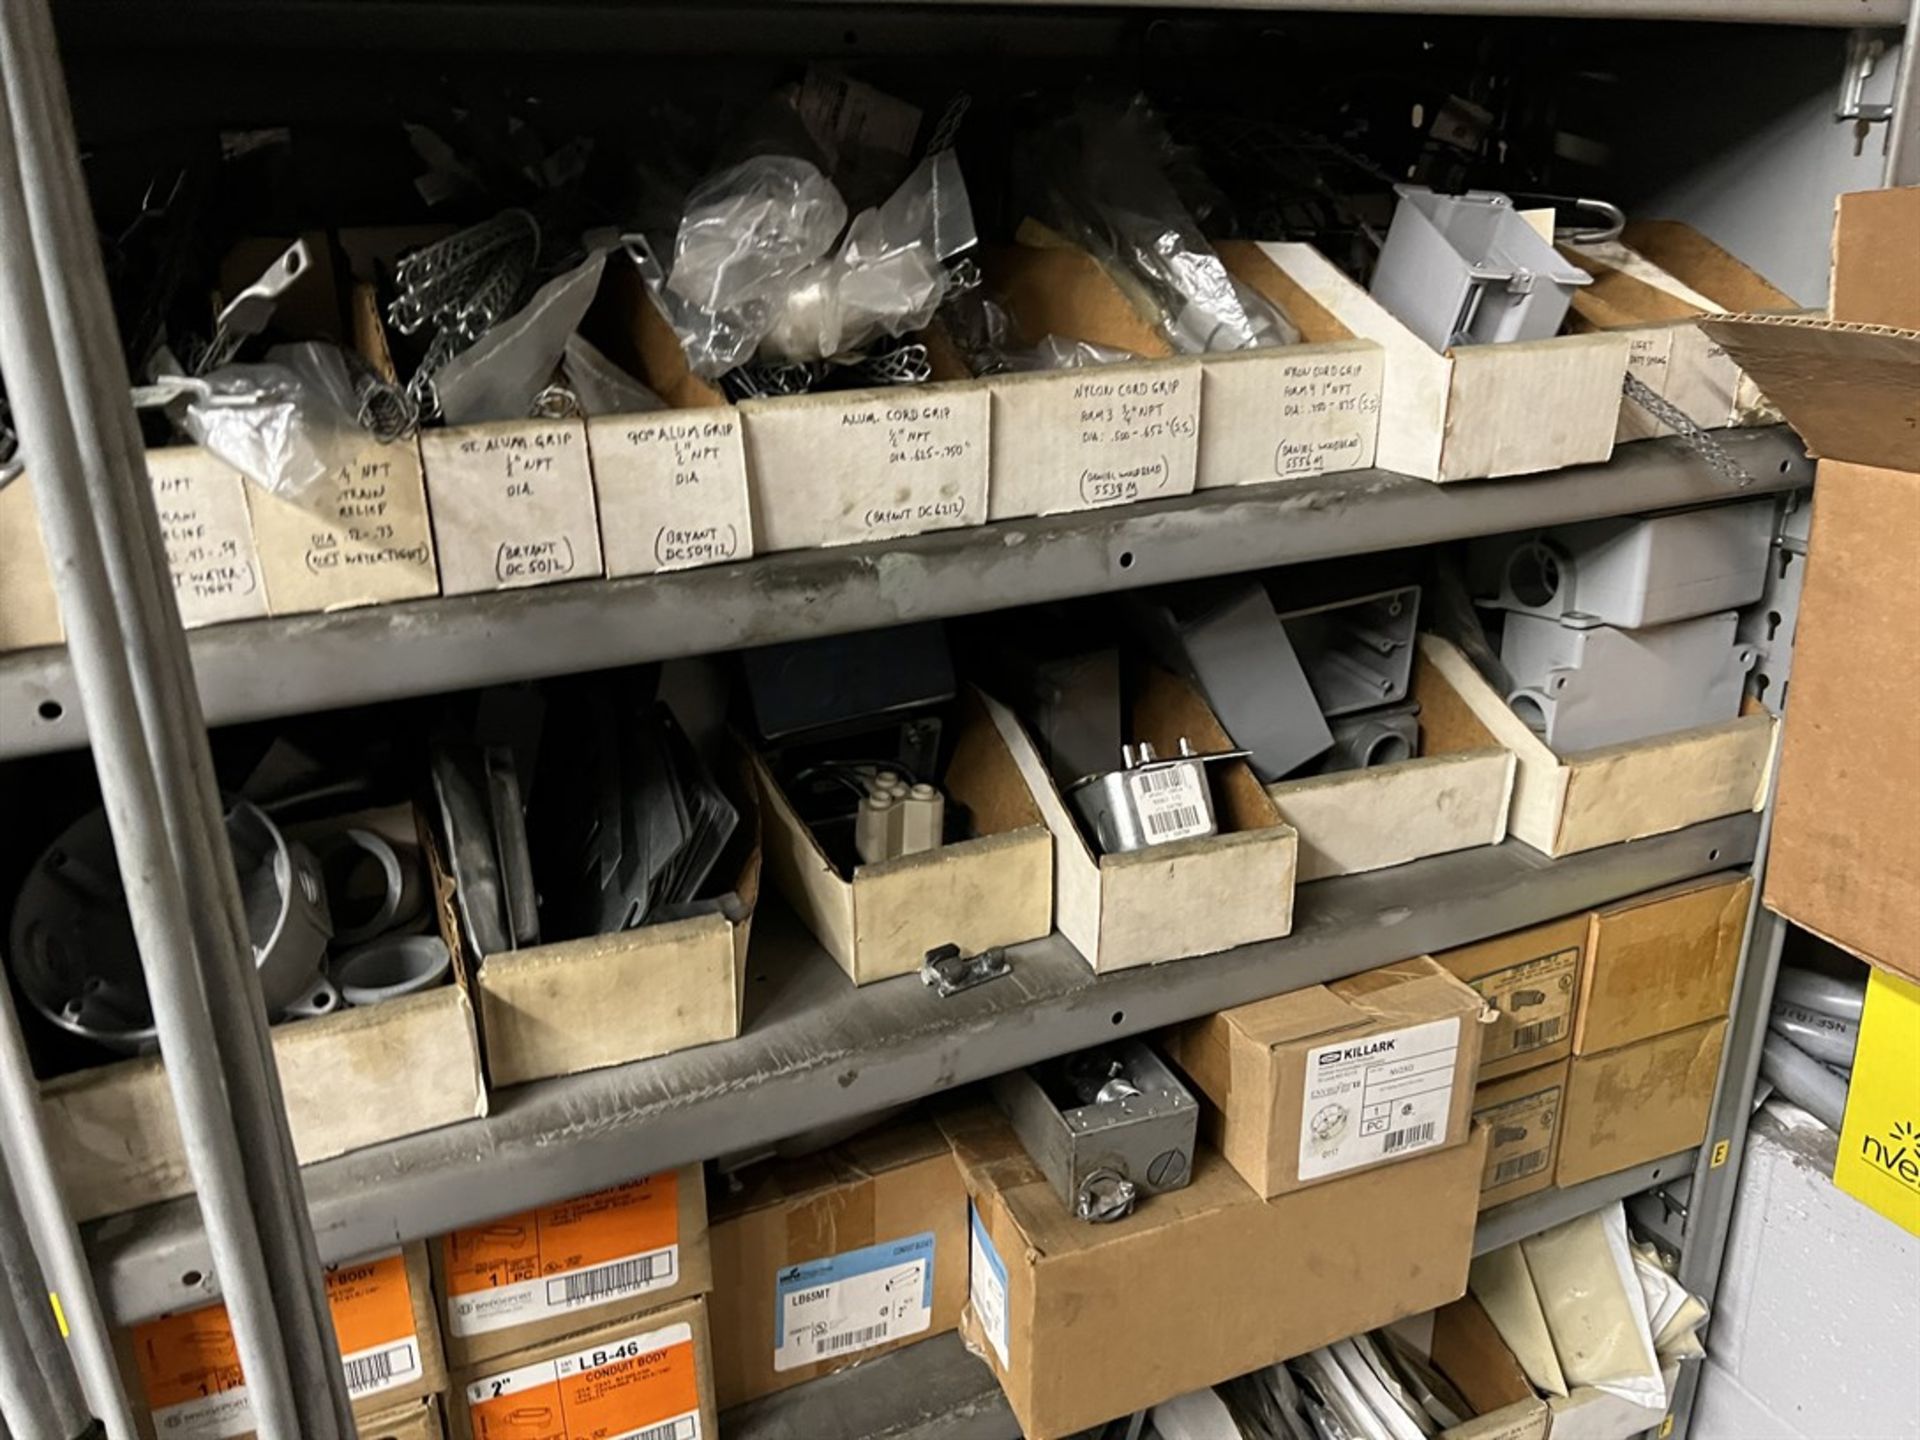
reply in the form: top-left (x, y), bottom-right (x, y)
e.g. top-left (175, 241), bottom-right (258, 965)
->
top-left (469, 761), bottom-right (761, 1088)
top-left (1416, 633), bottom-right (1774, 859)
top-left (985, 667), bottom-right (1297, 974)
top-left (1558, 221), bottom-right (1792, 443)
top-left (434, 1164), bottom-right (711, 1372)
top-left (123, 1243), bottom-right (444, 1438)
top-left (41, 807), bottom-right (485, 1222)
top-left (981, 240), bottom-right (1381, 519)
top-left (0, 475), bottom-right (65, 651)
top-left (1221, 242), bottom-right (1628, 484)
top-left (359, 1395), bottom-right (446, 1440)
top-left (1265, 640), bottom-right (1517, 883)
top-left (449, 1295), bottom-right (718, 1440)
top-left (708, 1119), bottom-right (969, 1408)
top-left (1557, 1018), bottom-right (1725, 1186)
top-left (1473, 1058), bottom-right (1570, 1210)
top-left (590, 259), bottom-right (989, 555)
top-left (1165, 956), bottom-right (1490, 1198)
top-left (948, 1100), bottom-right (1488, 1440)
top-left (754, 687), bottom-right (1053, 985)
top-left (1704, 186), bottom-right (1920, 981)
top-left (1575, 873), bottom-right (1750, 1056)
top-left (586, 407), bottom-right (754, 577)
top-left (1435, 914), bottom-right (1586, 1083)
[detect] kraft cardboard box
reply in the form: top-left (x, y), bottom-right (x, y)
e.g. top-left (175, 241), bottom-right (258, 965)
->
top-left (360, 1395), bottom-right (446, 1440)
top-left (1575, 874), bottom-right (1750, 1055)
top-left (1702, 185), bottom-right (1920, 981)
top-left (434, 1164), bottom-right (710, 1372)
top-left (1557, 1019), bottom-right (1726, 1186)
top-left (124, 1243), bottom-right (443, 1438)
top-left (1435, 915), bottom-right (1587, 1082)
top-left (1473, 1059), bottom-right (1570, 1210)
top-left (708, 1118), bottom-right (969, 1408)
top-left (449, 1295), bottom-right (717, 1440)
top-left (1165, 956), bottom-right (1489, 1198)
top-left (946, 1101), bottom-right (1487, 1440)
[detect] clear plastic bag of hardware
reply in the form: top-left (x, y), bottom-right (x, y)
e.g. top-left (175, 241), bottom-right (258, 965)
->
top-left (433, 243), bottom-right (612, 426)
top-left (185, 342), bottom-right (366, 499)
top-left (1025, 95), bottom-right (1298, 355)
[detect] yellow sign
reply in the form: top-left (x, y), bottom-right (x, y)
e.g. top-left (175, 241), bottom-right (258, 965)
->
top-left (1835, 968), bottom-right (1920, 1236)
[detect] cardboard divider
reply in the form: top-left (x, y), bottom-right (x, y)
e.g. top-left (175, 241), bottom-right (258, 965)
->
top-left (983, 667), bottom-right (1297, 974)
top-left (469, 753), bottom-right (763, 1088)
top-left (1263, 644), bottom-right (1517, 883)
top-left (1223, 242), bottom-right (1625, 484)
top-left (752, 687), bottom-right (1053, 984)
top-left (43, 805), bottom-right (486, 1223)
top-left (1417, 633), bottom-right (1773, 858)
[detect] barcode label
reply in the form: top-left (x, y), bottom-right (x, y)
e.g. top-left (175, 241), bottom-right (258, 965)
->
top-left (817, 1322), bottom-right (888, 1357)
top-left (546, 1250), bottom-right (673, 1307)
top-left (633, 1419), bottom-right (698, 1440)
top-left (1144, 804), bottom-right (1203, 836)
top-left (1495, 1152), bottom-right (1548, 1185)
top-left (1510, 1016), bottom-right (1565, 1052)
top-left (1125, 765), bottom-right (1211, 845)
top-left (1383, 1121), bottom-right (1437, 1154)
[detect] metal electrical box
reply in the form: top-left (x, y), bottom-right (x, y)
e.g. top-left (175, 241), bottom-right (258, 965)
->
top-left (992, 1040), bottom-right (1199, 1222)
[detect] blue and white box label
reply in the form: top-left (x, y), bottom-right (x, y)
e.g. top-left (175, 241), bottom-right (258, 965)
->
top-left (772, 1231), bottom-right (935, 1372)
top-left (968, 1204), bottom-right (1010, 1368)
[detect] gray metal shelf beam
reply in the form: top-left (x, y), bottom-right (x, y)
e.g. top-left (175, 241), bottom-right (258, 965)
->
top-left (722, 1147), bottom-right (1702, 1440)
top-left (86, 812), bottom-right (1756, 1326)
top-left (3, 429), bottom-right (1809, 759)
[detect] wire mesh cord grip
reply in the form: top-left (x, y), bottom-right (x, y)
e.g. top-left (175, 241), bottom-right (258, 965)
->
top-left (1621, 374), bottom-right (1759, 488)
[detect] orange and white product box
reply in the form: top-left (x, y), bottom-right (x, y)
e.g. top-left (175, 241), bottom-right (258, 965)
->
top-left (454, 1295), bottom-right (718, 1440)
top-left (433, 1163), bottom-right (712, 1370)
top-left (124, 1242), bottom-right (442, 1439)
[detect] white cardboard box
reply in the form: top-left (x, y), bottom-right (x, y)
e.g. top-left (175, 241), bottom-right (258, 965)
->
top-left (753, 689), bottom-right (1054, 984)
top-left (986, 668), bottom-right (1297, 974)
top-left (418, 418), bottom-right (603, 596)
top-left (473, 771), bottom-right (761, 1087)
top-left (246, 436), bottom-right (440, 615)
top-left (1224, 242), bottom-right (1628, 483)
top-left (1265, 643), bottom-right (1516, 883)
top-left (982, 242), bottom-right (1382, 515)
top-left (0, 477), bottom-right (63, 651)
top-left (586, 409), bottom-right (753, 576)
top-left (1419, 633), bottom-right (1774, 858)
top-left (613, 273), bottom-right (989, 553)
top-left (148, 446), bottom-right (270, 627)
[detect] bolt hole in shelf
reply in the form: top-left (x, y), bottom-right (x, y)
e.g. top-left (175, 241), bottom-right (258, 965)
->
top-left (36, 699), bottom-right (62, 722)
top-left (1118, 550), bottom-right (1135, 570)
top-left (1708, 849), bottom-right (1721, 862)
top-left (180, 1269), bottom-right (202, 1289)
top-left (1111, 1010), bottom-right (1125, 1026)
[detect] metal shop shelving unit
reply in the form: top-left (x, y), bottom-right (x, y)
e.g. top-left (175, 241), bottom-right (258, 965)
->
top-left (0, 0), bottom-right (1911, 1437)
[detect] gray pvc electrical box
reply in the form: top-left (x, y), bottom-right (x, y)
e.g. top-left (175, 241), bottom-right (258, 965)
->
top-left (1500, 610), bottom-right (1758, 753)
top-left (1473, 501), bottom-right (1776, 630)
top-left (1369, 186), bottom-right (1593, 353)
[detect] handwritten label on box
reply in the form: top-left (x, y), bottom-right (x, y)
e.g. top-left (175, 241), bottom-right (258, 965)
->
top-left (420, 420), bottom-right (601, 596)
top-left (588, 412), bottom-right (752, 577)
top-left (148, 448), bottom-right (267, 628)
top-left (249, 439), bottom-right (438, 615)
top-left (1196, 344), bottom-right (1383, 489)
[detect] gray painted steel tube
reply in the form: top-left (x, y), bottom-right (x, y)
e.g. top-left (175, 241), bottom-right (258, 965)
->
top-left (0, 976), bottom-right (134, 1436)
top-left (1759, 1034), bottom-right (1850, 1132)
top-left (0, 7), bottom-right (347, 1435)
top-left (0, 1157), bottom-right (87, 1436)
top-left (0, 10), bottom-right (348, 1428)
